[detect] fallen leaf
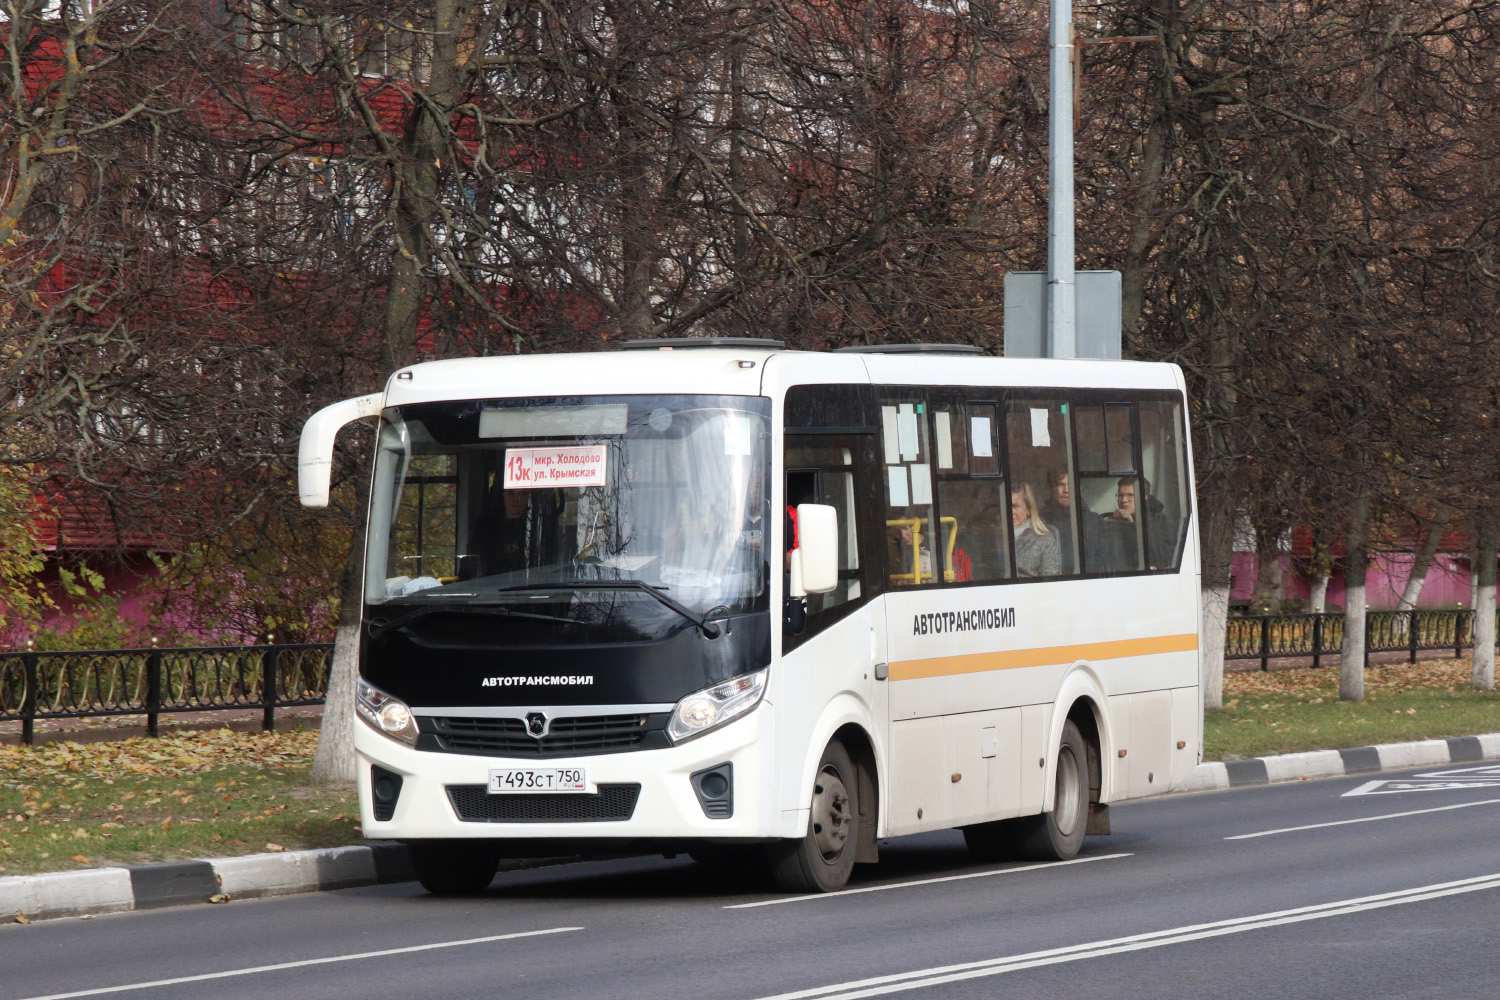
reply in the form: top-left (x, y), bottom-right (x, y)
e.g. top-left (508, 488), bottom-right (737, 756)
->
top-left (264, 842), bottom-right (285, 852)
top-left (71, 854), bottom-right (90, 865)
top-left (14, 911), bottom-right (29, 925)
top-left (208, 893), bottom-right (231, 904)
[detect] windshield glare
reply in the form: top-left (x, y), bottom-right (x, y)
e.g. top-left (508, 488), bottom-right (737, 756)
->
top-left (365, 394), bottom-right (772, 617)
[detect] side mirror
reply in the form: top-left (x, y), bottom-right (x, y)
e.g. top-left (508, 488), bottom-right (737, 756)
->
top-left (789, 503), bottom-right (839, 596)
top-left (298, 392), bottom-right (384, 507)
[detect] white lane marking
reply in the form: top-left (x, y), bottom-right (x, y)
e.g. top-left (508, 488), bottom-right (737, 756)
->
top-left (725, 853), bottom-right (1132, 909)
top-left (1224, 798), bottom-right (1500, 840)
top-left (749, 873), bottom-right (1500, 1000)
top-left (1345, 765), bottom-right (1500, 796)
top-left (12, 926), bottom-right (583, 1000)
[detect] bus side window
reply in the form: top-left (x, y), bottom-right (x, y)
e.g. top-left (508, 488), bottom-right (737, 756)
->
top-left (785, 446), bottom-right (865, 622)
top-left (880, 395), bottom-right (938, 585)
top-left (1137, 398), bottom-right (1190, 571)
top-left (1003, 400), bottom-right (1076, 579)
top-left (934, 400), bottom-right (1010, 584)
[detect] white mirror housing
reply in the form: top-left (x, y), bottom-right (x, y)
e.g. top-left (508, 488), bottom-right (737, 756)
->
top-left (297, 392), bottom-right (384, 507)
top-left (790, 503), bottom-right (839, 596)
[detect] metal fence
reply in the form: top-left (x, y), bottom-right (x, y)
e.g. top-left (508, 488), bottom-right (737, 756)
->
top-left (0, 613), bottom-right (1490, 744)
top-left (0, 644), bottom-right (332, 745)
top-left (1225, 609), bottom-right (1486, 671)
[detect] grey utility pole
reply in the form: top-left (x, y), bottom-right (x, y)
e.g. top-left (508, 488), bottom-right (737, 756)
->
top-left (1047, 0), bottom-right (1075, 359)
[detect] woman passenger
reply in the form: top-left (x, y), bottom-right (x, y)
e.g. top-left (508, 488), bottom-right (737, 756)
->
top-left (1010, 483), bottom-right (1061, 578)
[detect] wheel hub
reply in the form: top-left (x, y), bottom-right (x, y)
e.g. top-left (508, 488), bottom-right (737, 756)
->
top-left (811, 765), bottom-right (851, 861)
top-left (1054, 745), bottom-right (1082, 838)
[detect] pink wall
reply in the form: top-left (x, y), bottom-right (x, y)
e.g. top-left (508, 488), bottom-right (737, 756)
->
top-left (1231, 551), bottom-right (1476, 611)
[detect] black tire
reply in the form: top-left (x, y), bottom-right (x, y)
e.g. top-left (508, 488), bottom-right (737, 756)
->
top-left (962, 817), bottom-right (1021, 863)
top-left (408, 840), bottom-right (501, 895)
top-left (766, 740), bottom-right (859, 892)
top-left (1012, 719), bottom-right (1090, 861)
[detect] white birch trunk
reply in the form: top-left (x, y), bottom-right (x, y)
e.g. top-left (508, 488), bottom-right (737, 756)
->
top-left (1340, 494), bottom-right (1372, 702)
top-left (1201, 582), bottom-right (1230, 711)
top-left (1397, 509), bottom-right (1451, 612)
top-left (311, 478), bottom-right (369, 786)
top-left (1473, 521), bottom-right (1497, 691)
top-left (311, 622), bottom-right (360, 784)
top-left (1309, 575), bottom-right (1330, 614)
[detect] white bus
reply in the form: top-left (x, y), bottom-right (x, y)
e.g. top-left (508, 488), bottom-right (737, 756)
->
top-left (298, 339), bottom-right (1201, 894)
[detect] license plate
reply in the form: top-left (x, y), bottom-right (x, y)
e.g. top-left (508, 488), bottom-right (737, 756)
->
top-left (488, 767), bottom-right (587, 794)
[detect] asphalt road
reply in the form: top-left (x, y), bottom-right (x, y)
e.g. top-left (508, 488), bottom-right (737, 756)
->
top-left (5, 761), bottom-right (1500, 1000)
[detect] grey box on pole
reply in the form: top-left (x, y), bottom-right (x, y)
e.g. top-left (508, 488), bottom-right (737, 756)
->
top-left (1004, 270), bottom-right (1122, 359)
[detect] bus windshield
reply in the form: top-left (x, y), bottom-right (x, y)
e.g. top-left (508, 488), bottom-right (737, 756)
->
top-left (364, 394), bottom-right (772, 616)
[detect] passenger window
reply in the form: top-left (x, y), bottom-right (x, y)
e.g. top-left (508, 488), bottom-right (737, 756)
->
top-left (786, 444), bottom-right (864, 616)
top-left (1003, 400), bottom-right (1075, 578)
top-left (1074, 402), bottom-right (1144, 575)
top-left (935, 401), bottom-right (1010, 584)
top-left (880, 394), bottom-right (942, 585)
top-left (1137, 399), bottom-right (1190, 571)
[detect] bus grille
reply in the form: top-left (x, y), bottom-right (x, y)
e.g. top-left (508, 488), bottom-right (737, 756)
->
top-left (419, 714), bottom-right (667, 757)
top-left (446, 784), bottom-right (642, 823)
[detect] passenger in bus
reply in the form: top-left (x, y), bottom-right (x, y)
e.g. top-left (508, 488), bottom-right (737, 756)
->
top-left (1040, 467), bottom-right (1079, 571)
top-left (888, 521), bottom-right (932, 585)
top-left (1010, 484), bottom-right (1060, 578)
top-left (473, 483), bottom-right (560, 576)
top-left (1103, 475), bottom-right (1177, 569)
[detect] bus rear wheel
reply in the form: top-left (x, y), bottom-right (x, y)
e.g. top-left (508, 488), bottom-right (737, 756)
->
top-left (1013, 720), bottom-right (1089, 861)
top-left (408, 839), bottom-right (502, 895)
top-left (766, 739), bottom-right (858, 892)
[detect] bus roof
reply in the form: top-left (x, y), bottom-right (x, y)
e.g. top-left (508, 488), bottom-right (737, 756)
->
top-left (382, 347), bottom-right (1184, 407)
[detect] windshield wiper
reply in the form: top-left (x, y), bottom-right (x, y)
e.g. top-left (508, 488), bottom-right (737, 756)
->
top-left (367, 603), bottom-right (585, 639)
top-left (495, 580), bottom-right (721, 638)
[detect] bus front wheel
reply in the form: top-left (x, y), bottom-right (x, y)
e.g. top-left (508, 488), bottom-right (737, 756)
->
top-left (766, 739), bottom-right (859, 892)
top-left (1013, 720), bottom-right (1089, 862)
top-left (408, 839), bottom-right (502, 895)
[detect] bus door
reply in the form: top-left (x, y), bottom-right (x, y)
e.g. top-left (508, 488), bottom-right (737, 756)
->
top-left (779, 431), bottom-right (888, 834)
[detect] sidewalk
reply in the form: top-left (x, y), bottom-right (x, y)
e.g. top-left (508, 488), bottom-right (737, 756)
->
top-left (6, 729), bottom-right (1499, 925)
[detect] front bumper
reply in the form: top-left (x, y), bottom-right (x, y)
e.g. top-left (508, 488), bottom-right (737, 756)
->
top-left (354, 704), bottom-right (779, 841)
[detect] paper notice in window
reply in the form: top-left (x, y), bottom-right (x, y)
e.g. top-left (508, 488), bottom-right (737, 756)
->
top-left (970, 416), bottom-right (993, 457)
top-left (724, 415), bottom-right (754, 456)
top-left (504, 446), bottom-right (608, 489)
top-left (887, 465), bottom-right (909, 507)
top-left (881, 406), bottom-right (900, 464)
top-left (910, 463), bottom-right (933, 505)
top-left (898, 404), bottom-right (918, 460)
top-left (935, 411), bottom-right (953, 469)
top-left (1030, 408), bottom-right (1051, 448)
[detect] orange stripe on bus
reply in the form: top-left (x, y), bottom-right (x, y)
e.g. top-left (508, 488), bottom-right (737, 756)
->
top-left (889, 633), bottom-right (1200, 681)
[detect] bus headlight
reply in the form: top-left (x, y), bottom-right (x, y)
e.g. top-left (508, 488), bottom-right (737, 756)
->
top-left (356, 677), bottom-right (419, 747)
top-left (667, 669), bottom-right (768, 744)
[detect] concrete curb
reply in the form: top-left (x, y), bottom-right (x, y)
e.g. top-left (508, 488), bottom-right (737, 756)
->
top-left (1, 842), bottom-right (413, 925)
top-left (8, 732), bottom-right (1500, 924)
top-left (1179, 732), bottom-right (1500, 792)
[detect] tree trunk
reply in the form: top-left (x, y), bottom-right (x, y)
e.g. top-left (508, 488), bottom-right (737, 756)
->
top-left (1396, 507), bottom-right (1451, 612)
top-left (1249, 522), bottom-right (1283, 613)
top-left (1473, 518), bottom-right (1497, 691)
top-left (1307, 527), bottom-right (1332, 613)
top-left (1340, 494), bottom-right (1373, 702)
top-left (311, 0), bottom-right (465, 784)
top-left (1309, 575), bottom-right (1330, 614)
top-left (311, 518), bottom-right (365, 784)
top-left (1199, 492), bottom-right (1236, 711)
